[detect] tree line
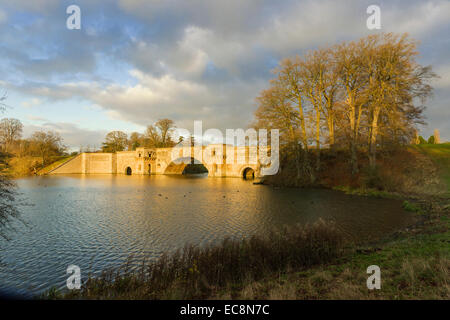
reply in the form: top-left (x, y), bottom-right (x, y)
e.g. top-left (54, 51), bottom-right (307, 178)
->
top-left (0, 117), bottom-right (182, 165)
top-left (0, 118), bottom-right (66, 166)
top-left (253, 33), bottom-right (436, 182)
top-left (101, 118), bottom-right (178, 152)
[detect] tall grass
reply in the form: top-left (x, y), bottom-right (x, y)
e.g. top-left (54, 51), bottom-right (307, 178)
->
top-left (61, 219), bottom-right (344, 299)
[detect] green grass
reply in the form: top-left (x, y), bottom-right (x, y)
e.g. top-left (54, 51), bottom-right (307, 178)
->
top-left (402, 200), bottom-right (424, 215)
top-left (335, 226), bottom-right (449, 299)
top-left (333, 185), bottom-right (400, 199)
top-left (410, 143), bottom-right (450, 196)
top-left (37, 155), bottom-right (75, 175)
top-left (219, 208), bottom-right (450, 300)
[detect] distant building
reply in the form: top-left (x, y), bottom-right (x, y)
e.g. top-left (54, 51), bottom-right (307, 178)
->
top-left (434, 129), bottom-right (440, 144)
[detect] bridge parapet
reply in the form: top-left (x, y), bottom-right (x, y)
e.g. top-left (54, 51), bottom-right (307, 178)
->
top-left (50, 144), bottom-right (274, 178)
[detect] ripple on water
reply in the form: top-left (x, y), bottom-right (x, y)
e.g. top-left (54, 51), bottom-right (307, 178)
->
top-left (0, 175), bottom-right (413, 295)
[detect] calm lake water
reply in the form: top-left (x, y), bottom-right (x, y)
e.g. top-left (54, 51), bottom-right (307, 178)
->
top-left (0, 174), bottom-right (413, 296)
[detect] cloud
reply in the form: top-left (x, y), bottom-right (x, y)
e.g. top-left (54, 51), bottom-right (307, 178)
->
top-left (10, 67), bottom-right (265, 131)
top-left (21, 98), bottom-right (41, 108)
top-left (23, 121), bottom-right (107, 150)
top-left (0, 9), bottom-right (7, 24)
top-left (1, 0), bottom-right (449, 147)
top-left (0, 1), bottom-right (133, 82)
top-left (26, 114), bottom-right (47, 122)
top-left (85, 70), bottom-right (217, 126)
top-left (1, 0), bottom-right (60, 14)
top-left (420, 90), bottom-right (450, 142)
top-left (258, 0), bottom-right (367, 54)
top-left (433, 64), bottom-right (450, 89)
top-left (383, 0), bottom-right (450, 37)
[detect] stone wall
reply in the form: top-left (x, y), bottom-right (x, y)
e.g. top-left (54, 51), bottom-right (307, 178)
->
top-left (50, 145), bottom-right (264, 178)
top-left (116, 152), bottom-right (136, 174)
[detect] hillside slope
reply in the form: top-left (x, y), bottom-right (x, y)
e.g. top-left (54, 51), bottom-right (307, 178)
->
top-left (37, 156), bottom-right (76, 175)
top-left (410, 143), bottom-right (450, 196)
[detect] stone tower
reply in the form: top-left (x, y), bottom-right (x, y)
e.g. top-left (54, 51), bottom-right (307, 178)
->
top-left (413, 130), bottom-right (420, 145)
top-left (434, 129), bottom-right (440, 144)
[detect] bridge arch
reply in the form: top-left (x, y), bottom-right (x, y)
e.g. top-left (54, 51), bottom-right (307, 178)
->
top-left (242, 167), bottom-right (255, 180)
top-left (239, 165), bottom-right (257, 180)
top-left (164, 157), bottom-right (208, 175)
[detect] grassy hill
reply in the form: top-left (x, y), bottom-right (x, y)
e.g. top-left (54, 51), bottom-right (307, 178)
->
top-left (5, 156), bottom-right (42, 177)
top-left (4, 155), bottom-right (75, 177)
top-left (410, 143), bottom-right (450, 196)
top-left (36, 155), bottom-right (75, 175)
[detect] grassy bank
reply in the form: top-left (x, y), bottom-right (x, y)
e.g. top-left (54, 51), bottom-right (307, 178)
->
top-left (4, 156), bottom-right (42, 177)
top-left (3, 155), bottom-right (74, 177)
top-left (266, 144), bottom-right (450, 199)
top-left (51, 220), bottom-right (344, 299)
top-left (410, 143), bottom-right (450, 196)
top-left (215, 202), bottom-right (449, 299)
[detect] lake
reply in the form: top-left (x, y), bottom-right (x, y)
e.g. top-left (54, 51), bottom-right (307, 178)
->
top-left (0, 174), bottom-right (413, 296)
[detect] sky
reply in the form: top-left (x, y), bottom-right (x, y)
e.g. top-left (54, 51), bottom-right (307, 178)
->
top-left (0, 0), bottom-right (449, 149)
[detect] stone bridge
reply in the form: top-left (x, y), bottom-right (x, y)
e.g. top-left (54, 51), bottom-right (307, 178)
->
top-left (50, 144), bottom-right (272, 179)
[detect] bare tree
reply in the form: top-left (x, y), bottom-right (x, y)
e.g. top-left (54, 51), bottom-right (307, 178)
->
top-left (102, 131), bottom-right (128, 153)
top-left (144, 125), bottom-right (162, 148)
top-left (0, 91), bottom-right (8, 112)
top-left (30, 131), bottom-right (66, 165)
top-left (254, 84), bottom-right (300, 177)
top-left (144, 119), bottom-right (176, 148)
top-left (0, 174), bottom-right (21, 240)
top-left (254, 32), bottom-right (435, 177)
top-left (0, 92), bottom-right (21, 241)
top-left (0, 118), bottom-right (23, 152)
top-left (155, 118), bottom-right (175, 147)
top-left (128, 132), bottom-right (143, 150)
top-left (334, 40), bottom-right (368, 174)
top-left (273, 58), bottom-right (315, 182)
top-left (363, 34), bottom-right (434, 168)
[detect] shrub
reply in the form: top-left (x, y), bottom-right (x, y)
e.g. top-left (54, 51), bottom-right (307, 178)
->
top-left (361, 166), bottom-right (384, 190)
top-left (402, 201), bottom-right (424, 215)
top-left (61, 220), bottom-right (344, 299)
